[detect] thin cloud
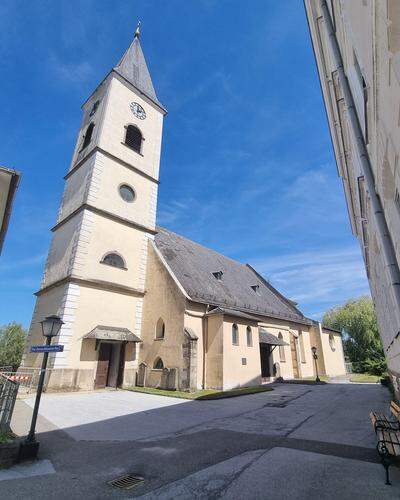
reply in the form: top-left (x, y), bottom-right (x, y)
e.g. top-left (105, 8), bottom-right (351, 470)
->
top-left (49, 53), bottom-right (93, 84)
top-left (251, 246), bottom-right (370, 316)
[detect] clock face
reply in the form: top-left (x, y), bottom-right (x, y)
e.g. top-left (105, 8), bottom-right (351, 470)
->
top-left (130, 102), bottom-right (146, 120)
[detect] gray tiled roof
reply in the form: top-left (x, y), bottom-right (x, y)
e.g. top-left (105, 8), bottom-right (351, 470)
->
top-left (155, 227), bottom-right (310, 325)
top-left (206, 307), bottom-right (260, 322)
top-left (114, 36), bottom-right (165, 110)
top-left (259, 329), bottom-right (289, 346)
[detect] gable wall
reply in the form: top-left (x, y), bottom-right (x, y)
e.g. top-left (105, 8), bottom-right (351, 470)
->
top-left (140, 243), bottom-right (186, 374)
top-left (222, 317), bottom-right (261, 390)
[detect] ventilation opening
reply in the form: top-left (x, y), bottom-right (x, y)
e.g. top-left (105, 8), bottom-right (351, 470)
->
top-left (212, 271), bottom-right (223, 280)
top-left (108, 474), bottom-right (144, 490)
top-left (251, 285), bottom-right (260, 293)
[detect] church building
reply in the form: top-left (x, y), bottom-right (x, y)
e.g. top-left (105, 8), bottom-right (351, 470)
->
top-left (22, 28), bottom-right (346, 391)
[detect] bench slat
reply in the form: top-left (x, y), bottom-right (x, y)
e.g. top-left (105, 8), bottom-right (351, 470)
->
top-left (391, 401), bottom-right (400, 420)
top-left (378, 429), bottom-right (400, 457)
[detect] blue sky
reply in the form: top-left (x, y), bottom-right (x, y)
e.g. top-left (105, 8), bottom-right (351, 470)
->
top-left (0, 0), bottom-right (369, 328)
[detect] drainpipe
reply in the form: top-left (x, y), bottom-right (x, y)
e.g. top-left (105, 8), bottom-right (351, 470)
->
top-left (202, 305), bottom-right (210, 389)
top-left (319, 0), bottom-right (400, 339)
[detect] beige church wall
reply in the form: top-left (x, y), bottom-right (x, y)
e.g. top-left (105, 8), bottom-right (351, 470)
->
top-left (309, 324), bottom-right (327, 377)
top-left (69, 81), bottom-right (109, 171)
top-left (320, 329), bottom-right (346, 377)
top-left (64, 285), bottom-right (140, 374)
top-left (205, 314), bottom-right (223, 389)
top-left (79, 212), bottom-right (148, 290)
top-left (222, 317), bottom-right (261, 391)
top-left (140, 244), bottom-right (186, 379)
top-left (23, 283), bottom-right (70, 369)
top-left (296, 328), bottom-right (314, 378)
top-left (99, 76), bottom-right (164, 180)
top-left (57, 155), bottom-right (95, 223)
top-left (262, 324), bottom-right (294, 380)
top-left (41, 212), bottom-right (84, 287)
top-left (89, 152), bottom-right (158, 230)
top-left (184, 302), bottom-right (206, 390)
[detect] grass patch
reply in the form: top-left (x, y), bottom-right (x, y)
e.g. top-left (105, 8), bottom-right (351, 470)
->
top-left (125, 385), bottom-right (273, 400)
top-left (349, 373), bottom-right (381, 383)
top-left (0, 432), bottom-right (13, 445)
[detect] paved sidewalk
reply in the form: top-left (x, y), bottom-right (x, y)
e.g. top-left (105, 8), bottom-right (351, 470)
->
top-left (3, 382), bottom-right (398, 499)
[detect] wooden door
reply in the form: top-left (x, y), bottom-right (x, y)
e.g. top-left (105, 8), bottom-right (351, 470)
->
top-left (95, 343), bottom-right (112, 389)
top-left (117, 342), bottom-right (126, 388)
top-left (260, 344), bottom-right (271, 378)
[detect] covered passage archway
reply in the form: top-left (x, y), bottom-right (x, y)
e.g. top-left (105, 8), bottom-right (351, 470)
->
top-left (259, 329), bottom-right (289, 380)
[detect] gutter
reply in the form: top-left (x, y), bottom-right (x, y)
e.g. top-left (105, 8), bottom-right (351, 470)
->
top-left (316, 0), bottom-right (400, 345)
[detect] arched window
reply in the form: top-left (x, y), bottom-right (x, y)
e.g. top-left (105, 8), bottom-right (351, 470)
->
top-left (125, 125), bottom-right (143, 153)
top-left (278, 332), bottom-right (286, 362)
top-left (153, 357), bottom-right (164, 369)
top-left (232, 324), bottom-right (239, 345)
top-left (329, 333), bottom-right (336, 351)
top-left (101, 252), bottom-right (126, 269)
top-left (155, 318), bottom-right (165, 339)
top-left (246, 326), bottom-right (252, 347)
top-left (81, 122), bottom-right (95, 150)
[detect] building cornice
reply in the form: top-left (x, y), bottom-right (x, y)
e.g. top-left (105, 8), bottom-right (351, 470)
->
top-left (36, 275), bottom-right (145, 298)
top-left (0, 167), bottom-right (20, 255)
top-left (52, 204), bottom-right (157, 235)
top-left (81, 70), bottom-right (167, 115)
top-left (65, 146), bottom-right (160, 185)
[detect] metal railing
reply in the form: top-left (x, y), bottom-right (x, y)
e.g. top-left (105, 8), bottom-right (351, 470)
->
top-left (0, 373), bottom-right (19, 432)
top-left (0, 368), bottom-right (42, 394)
top-left (345, 362), bottom-right (353, 374)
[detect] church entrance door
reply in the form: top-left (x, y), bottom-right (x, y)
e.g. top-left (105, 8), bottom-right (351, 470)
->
top-left (260, 344), bottom-right (271, 379)
top-left (94, 342), bottom-right (125, 389)
top-left (95, 343), bottom-right (112, 389)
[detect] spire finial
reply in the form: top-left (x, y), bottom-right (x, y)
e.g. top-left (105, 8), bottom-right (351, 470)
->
top-left (134, 21), bottom-right (141, 39)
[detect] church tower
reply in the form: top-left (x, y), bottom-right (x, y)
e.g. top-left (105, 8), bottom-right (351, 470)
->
top-left (24, 27), bottom-right (166, 390)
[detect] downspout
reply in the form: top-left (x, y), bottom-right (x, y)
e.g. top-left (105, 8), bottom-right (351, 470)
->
top-left (319, 0), bottom-right (400, 341)
top-left (202, 305), bottom-right (210, 389)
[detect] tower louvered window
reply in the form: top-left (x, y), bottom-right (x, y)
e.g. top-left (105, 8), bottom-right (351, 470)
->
top-left (125, 125), bottom-right (143, 153)
top-left (81, 122), bottom-right (95, 150)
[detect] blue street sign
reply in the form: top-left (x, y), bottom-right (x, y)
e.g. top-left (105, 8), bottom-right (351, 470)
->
top-left (30, 344), bottom-right (64, 353)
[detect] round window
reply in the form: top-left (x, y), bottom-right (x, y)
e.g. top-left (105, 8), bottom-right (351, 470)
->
top-left (119, 184), bottom-right (136, 203)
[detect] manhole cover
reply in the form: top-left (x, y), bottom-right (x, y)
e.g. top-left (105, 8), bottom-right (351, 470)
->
top-left (108, 474), bottom-right (145, 490)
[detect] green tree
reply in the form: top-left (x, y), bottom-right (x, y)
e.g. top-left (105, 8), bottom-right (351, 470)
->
top-left (0, 322), bottom-right (27, 370)
top-left (322, 296), bottom-right (386, 376)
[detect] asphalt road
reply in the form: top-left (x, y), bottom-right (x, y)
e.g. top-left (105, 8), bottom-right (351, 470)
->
top-left (3, 382), bottom-right (399, 499)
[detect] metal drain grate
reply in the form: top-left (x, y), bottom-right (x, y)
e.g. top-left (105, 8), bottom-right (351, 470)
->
top-left (108, 474), bottom-right (145, 490)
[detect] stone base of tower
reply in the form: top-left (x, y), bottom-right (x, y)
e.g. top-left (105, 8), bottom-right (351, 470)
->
top-left (19, 366), bottom-right (138, 393)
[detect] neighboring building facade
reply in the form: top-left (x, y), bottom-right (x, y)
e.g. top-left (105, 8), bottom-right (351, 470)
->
top-left (305, 1), bottom-right (400, 393)
top-left (22, 29), bottom-right (345, 391)
top-left (0, 166), bottom-right (20, 255)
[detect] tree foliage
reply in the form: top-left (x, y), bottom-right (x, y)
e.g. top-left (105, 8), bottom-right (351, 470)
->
top-left (0, 322), bottom-right (27, 370)
top-left (322, 296), bottom-right (386, 375)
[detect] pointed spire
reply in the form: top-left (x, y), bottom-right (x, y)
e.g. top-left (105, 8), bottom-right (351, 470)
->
top-left (134, 21), bottom-right (141, 39)
top-left (113, 23), bottom-right (164, 110)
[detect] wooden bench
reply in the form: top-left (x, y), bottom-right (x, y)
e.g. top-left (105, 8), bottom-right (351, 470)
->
top-left (371, 401), bottom-right (400, 485)
top-left (370, 401), bottom-right (400, 433)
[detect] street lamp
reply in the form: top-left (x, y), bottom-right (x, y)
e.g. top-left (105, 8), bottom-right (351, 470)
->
top-left (311, 346), bottom-right (321, 383)
top-left (18, 315), bottom-right (63, 461)
top-left (40, 315), bottom-right (64, 338)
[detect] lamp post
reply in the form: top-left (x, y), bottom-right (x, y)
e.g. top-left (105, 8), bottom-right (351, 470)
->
top-left (18, 315), bottom-right (63, 461)
top-left (311, 346), bottom-right (321, 383)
